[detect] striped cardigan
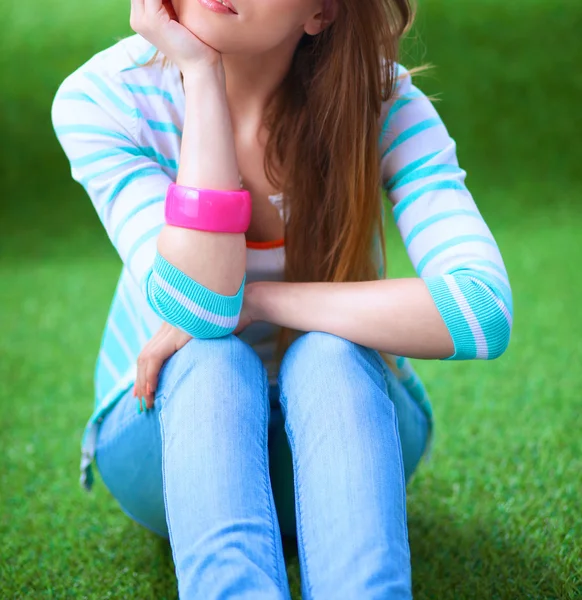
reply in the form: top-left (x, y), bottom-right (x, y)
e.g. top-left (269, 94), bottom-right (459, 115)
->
top-left (51, 34), bottom-right (513, 490)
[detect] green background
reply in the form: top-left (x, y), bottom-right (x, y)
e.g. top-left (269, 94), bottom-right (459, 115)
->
top-left (1, 0), bottom-right (581, 597)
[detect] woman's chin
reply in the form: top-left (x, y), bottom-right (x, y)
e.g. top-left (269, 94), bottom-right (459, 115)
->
top-left (185, 22), bottom-right (233, 54)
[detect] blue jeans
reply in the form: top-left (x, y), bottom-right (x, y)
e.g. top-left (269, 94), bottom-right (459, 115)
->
top-left (95, 332), bottom-right (430, 599)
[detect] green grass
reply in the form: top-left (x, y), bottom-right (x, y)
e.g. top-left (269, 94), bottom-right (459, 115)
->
top-left (1, 0), bottom-right (581, 597)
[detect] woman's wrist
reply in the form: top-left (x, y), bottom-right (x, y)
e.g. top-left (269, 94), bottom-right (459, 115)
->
top-left (182, 61), bottom-right (226, 91)
top-left (178, 59), bottom-right (239, 191)
top-left (247, 281), bottom-right (286, 325)
top-left (246, 281), bottom-right (267, 323)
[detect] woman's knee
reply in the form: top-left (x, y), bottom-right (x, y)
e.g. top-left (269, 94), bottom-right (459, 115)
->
top-left (279, 331), bottom-right (383, 391)
top-left (278, 332), bottom-right (370, 413)
top-left (156, 334), bottom-right (265, 398)
top-left (281, 332), bottom-right (356, 376)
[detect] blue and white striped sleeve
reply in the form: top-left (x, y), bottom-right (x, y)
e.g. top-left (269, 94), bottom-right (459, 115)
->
top-left (380, 65), bottom-right (513, 360)
top-left (51, 69), bottom-right (244, 338)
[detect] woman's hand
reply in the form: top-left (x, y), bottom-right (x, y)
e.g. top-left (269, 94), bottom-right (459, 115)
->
top-left (134, 322), bottom-right (192, 410)
top-left (135, 283), bottom-right (261, 409)
top-left (130, 0), bottom-right (222, 72)
top-left (133, 283), bottom-right (260, 408)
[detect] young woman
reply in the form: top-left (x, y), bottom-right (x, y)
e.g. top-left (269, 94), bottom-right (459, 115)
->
top-left (51, 0), bottom-right (513, 597)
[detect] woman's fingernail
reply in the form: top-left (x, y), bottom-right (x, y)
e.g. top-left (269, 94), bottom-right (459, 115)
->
top-left (136, 398), bottom-right (142, 414)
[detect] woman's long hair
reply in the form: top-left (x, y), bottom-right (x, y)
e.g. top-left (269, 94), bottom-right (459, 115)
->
top-left (141, 0), bottom-right (426, 370)
top-left (263, 0), bottom-right (419, 366)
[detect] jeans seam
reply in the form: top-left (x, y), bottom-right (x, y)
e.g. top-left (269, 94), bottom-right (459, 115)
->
top-left (156, 356), bottom-right (197, 410)
top-left (260, 368), bottom-right (285, 595)
top-left (372, 354), bottom-right (414, 584)
top-left (280, 391), bottom-right (314, 600)
top-left (356, 345), bottom-right (414, 570)
top-left (368, 348), bottom-right (434, 441)
top-left (159, 409), bottom-right (180, 581)
top-left (96, 384), bottom-right (168, 454)
top-left (389, 390), bottom-right (413, 569)
top-left (366, 348), bottom-right (394, 395)
top-left (371, 348), bottom-right (431, 482)
top-left (157, 347), bottom-right (232, 592)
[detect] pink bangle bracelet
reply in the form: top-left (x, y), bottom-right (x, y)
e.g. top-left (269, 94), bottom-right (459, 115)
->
top-left (165, 183), bottom-right (252, 233)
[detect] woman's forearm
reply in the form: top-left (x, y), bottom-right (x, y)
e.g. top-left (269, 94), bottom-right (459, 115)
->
top-left (157, 64), bottom-right (246, 296)
top-left (250, 278), bottom-right (456, 359)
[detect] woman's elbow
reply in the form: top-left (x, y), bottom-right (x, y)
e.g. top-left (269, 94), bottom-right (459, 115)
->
top-left (147, 288), bottom-right (242, 339)
top-left (485, 313), bottom-right (512, 359)
top-left (144, 260), bottom-right (245, 339)
top-left (477, 294), bottom-right (513, 360)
